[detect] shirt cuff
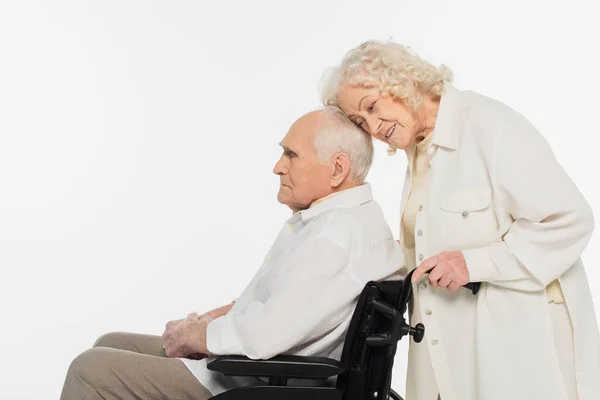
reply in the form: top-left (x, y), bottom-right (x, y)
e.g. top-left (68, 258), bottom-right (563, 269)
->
top-left (206, 314), bottom-right (244, 355)
top-left (461, 247), bottom-right (494, 283)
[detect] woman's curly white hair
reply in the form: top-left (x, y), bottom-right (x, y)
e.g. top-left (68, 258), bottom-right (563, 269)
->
top-left (321, 40), bottom-right (453, 154)
top-left (322, 40), bottom-right (453, 110)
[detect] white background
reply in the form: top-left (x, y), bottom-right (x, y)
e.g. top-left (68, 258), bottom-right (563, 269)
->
top-left (0, 1), bottom-right (599, 398)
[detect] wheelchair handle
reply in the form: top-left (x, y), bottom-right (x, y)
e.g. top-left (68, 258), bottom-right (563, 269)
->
top-left (464, 282), bottom-right (481, 295)
top-left (367, 274), bottom-right (481, 347)
top-left (406, 269), bottom-right (481, 295)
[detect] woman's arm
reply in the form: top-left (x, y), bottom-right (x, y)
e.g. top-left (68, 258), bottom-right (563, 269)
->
top-left (462, 109), bottom-right (594, 291)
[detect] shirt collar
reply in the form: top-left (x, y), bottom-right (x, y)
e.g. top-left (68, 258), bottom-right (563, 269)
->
top-left (297, 183), bottom-right (373, 221)
top-left (430, 82), bottom-right (460, 151)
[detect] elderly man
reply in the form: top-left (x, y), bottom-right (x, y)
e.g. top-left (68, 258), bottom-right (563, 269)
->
top-left (60, 107), bottom-right (403, 400)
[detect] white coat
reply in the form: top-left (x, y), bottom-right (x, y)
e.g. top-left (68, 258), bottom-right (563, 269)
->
top-left (401, 84), bottom-right (600, 400)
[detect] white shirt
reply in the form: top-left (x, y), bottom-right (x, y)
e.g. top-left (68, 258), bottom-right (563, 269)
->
top-left (402, 84), bottom-right (600, 400)
top-left (180, 183), bottom-right (404, 396)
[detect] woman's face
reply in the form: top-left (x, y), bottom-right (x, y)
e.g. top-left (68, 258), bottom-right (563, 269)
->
top-left (336, 84), bottom-right (428, 150)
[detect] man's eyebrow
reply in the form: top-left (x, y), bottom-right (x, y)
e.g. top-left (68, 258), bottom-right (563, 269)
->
top-left (279, 143), bottom-right (299, 155)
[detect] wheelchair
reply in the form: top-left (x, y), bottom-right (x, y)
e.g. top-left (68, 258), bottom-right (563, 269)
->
top-left (206, 269), bottom-right (480, 400)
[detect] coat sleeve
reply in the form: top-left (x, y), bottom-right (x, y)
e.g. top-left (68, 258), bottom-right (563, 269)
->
top-left (205, 236), bottom-right (361, 359)
top-left (462, 109), bottom-right (594, 291)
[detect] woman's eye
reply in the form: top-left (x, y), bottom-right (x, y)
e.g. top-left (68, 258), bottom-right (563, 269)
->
top-left (367, 101), bottom-right (376, 112)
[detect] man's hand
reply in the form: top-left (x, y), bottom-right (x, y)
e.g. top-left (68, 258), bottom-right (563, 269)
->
top-left (162, 302), bottom-right (235, 358)
top-left (200, 301), bottom-right (235, 320)
top-left (164, 316), bottom-right (186, 330)
top-left (162, 313), bottom-right (211, 358)
top-left (411, 251), bottom-right (470, 292)
top-left (164, 301), bottom-right (234, 332)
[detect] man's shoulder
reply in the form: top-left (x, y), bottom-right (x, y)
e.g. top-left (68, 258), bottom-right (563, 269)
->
top-left (304, 200), bottom-right (393, 251)
top-left (308, 198), bottom-right (386, 227)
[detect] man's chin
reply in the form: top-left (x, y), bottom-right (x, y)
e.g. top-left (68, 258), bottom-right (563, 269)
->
top-left (276, 190), bottom-right (287, 205)
top-left (277, 192), bottom-right (298, 212)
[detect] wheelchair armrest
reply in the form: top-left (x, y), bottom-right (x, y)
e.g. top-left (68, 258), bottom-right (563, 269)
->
top-left (207, 355), bottom-right (346, 380)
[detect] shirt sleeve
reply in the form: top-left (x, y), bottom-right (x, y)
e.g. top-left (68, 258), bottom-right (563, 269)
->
top-left (206, 236), bottom-right (361, 359)
top-left (462, 109), bottom-right (594, 291)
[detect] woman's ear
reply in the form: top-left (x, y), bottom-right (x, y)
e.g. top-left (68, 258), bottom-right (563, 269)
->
top-left (330, 152), bottom-right (351, 188)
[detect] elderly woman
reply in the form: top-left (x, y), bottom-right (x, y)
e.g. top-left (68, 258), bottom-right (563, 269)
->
top-left (322, 40), bottom-right (600, 400)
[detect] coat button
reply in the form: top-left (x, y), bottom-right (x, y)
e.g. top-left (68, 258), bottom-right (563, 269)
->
top-left (417, 229), bottom-right (423, 236)
top-left (425, 309), bottom-right (432, 315)
top-left (431, 339), bottom-right (439, 346)
top-left (418, 254), bottom-right (424, 261)
top-left (418, 205), bottom-right (423, 211)
top-left (462, 211), bottom-right (469, 218)
top-left (420, 282), bottom-right (427, 289)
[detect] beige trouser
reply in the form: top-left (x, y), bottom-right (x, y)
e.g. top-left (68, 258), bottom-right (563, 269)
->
top-left (60, 332), bottom-right (213, 400)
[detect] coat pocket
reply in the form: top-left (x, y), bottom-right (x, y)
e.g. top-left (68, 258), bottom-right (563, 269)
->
top-left (438, 187), bottom-right (492, 213)
top-left (435, 187), bottom-right (496, 248)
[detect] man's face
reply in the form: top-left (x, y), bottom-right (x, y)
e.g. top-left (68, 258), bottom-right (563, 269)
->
top-left (273, 112), bottom-right (333, 213)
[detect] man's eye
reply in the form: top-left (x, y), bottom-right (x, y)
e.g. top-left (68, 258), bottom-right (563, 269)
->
top-left (357, 121), bottom-right (364, 128)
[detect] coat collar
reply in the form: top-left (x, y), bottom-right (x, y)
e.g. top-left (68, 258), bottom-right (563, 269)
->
top-left (430, 82), bottom-right (460, 151)
top-left (297, 183), bottom-right (373, 221)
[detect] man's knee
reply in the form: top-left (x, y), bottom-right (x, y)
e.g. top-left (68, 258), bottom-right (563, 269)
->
top-left (62, 348), bottom-right (105, 399)
top-left (67, 347), bottom-right (107, 380)
top-left (93, 332), bottom-right (127, 348)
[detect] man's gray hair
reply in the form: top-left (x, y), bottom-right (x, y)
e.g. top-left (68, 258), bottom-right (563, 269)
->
top-left (313, 106), bottom-right (374, 183)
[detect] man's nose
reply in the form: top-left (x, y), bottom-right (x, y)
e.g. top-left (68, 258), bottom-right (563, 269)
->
top-left (273, 156), bottom-right (287, 175)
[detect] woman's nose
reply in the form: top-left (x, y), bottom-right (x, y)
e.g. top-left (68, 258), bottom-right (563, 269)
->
top-left (365, 117), bottom-right (380, 137)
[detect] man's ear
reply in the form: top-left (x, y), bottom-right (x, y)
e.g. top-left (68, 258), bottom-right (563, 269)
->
top-left (330, 153), bottom-right (351, 188)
